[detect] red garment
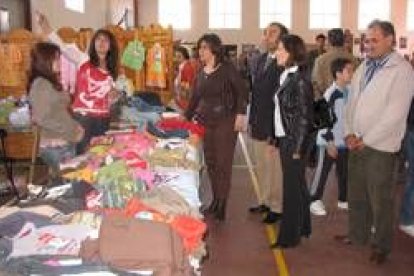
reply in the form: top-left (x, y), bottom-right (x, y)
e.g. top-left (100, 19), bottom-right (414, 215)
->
top-left (180, 61), bottom-right (195, 87)
top-left (124, 197), bottom-right (161, 217)
top-left (72, 62), bottom-right (114, 117)
top-left (170, 216), bottom-right (206, 253)
top-left (175, 61), bottom-right (195, 110)
top-left (121, 151), bottom-right (148, 169)
top-left (189, 59), bottom-right (201, 74)
top-left (157, 119), bottom-right (205, 137)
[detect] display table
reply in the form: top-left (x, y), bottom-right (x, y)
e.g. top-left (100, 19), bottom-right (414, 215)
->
top-left (0, 124), bottom-right (39, 199)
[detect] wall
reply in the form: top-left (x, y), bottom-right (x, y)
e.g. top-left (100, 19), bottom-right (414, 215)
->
top-left (108, 0), bottom-right (134, 27)
top-left (30, 0), bottom-right (110, 32)
top-left (137, 0), bottom-right (413, 54)
top-left (0, 0), bottom-right (26, 30)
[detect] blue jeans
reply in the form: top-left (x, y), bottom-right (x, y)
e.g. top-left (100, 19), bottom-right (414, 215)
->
top-left (40, 144), bottom-right (76, 176)
top-left (400, 130), bottom-right (414, 225)
top-left (73, 114), bottom-right (110, 154)
top-left (128, 96), bottom-right (165, 113)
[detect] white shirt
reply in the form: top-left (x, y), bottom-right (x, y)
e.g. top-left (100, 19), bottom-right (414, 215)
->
top-left (274, 66), bottom-right (299, 137)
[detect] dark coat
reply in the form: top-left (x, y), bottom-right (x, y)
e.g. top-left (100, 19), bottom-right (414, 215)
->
top-left (276, 68), bottom-right (314, 154)
top-left (249, 53), bottom-right (283, 141)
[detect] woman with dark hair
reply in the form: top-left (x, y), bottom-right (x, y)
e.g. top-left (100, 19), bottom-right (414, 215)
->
top-left (29, 42), bottom-right (84, 176)
top-left (272, 34), bottom-right (313, 248)
top-left (184, 33), bottom-right (248, 221)
top-left (37, 12), bottom-right (119, 154)
top-left (174, 46), bottom-right (195, 108)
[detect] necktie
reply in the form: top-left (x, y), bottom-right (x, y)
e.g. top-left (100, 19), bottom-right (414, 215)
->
top-left (364, 60), bottom-right (379, 88)
top-left (363, 56), bottom-right (389, 89)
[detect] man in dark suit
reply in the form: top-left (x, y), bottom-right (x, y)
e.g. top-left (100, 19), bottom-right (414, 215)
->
top-left (248, 22), bottom-right (288, 224)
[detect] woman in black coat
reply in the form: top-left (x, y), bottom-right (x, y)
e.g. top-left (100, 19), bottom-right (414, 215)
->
top-left (273, 34), bottom-right (314, 248)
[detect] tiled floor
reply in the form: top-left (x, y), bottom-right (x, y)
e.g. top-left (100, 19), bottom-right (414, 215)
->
top-left (203, 138), bottom-right (414, 276)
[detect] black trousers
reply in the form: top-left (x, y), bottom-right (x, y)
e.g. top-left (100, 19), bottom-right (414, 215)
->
top-left (311, 147), bottom-right (348, 202)
top-left (276, 138), bottom-right (311, 247)
top-left (73, 113), bottom-right (110, 154)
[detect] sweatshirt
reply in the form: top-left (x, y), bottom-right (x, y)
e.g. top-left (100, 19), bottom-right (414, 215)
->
top-left (48, 32), bottom-right (114, 117)
top-left (29, 77), bottom-right (81, 143)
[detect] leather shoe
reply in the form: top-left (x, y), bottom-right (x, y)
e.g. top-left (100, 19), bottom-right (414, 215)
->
top-left (262, 212), bottom-right (282, 224)
top-left (270, 240), bottom-right (300, 249)
top-left (370, 250), bottom-right (388, 265)
top-left (334, 235), bottom-right (352, 245)
top-left (214, 199), bottom-right (227, 221)
top-left (249, 204), bottom-right (270, 214)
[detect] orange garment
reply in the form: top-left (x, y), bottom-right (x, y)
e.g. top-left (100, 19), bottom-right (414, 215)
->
top-left (63, 167), bottom-right (95, 184)
top-left (170, 216), bottom-right (206, 253)
top-left (123, 197), bottom-right (206, 253)
top-left (146, 43), bottom-right (167, 89)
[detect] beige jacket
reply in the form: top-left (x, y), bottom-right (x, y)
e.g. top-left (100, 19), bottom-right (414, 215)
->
top-left (312, 47), bottom-right (356, 98)
top-left (344, 51), bottom-right (414, 153)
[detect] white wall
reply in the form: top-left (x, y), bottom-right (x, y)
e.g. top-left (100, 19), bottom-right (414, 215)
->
top-left (30, 0), bottom-right (110, 31)
top-left (138, 0), bottom-right (413, 53)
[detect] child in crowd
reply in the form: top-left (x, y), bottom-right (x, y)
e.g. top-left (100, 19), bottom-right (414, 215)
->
top-left (310, 58), bottom-right (354, 216)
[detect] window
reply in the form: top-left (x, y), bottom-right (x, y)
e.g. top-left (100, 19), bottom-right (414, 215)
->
top-left (158, 0), bottom-right (191, 29)
top-left (64, 0), bottom-right (85, 13)
top-left (209, 0), bottom-right (241, 29)
top-left (358, 0), bottom-right (390, 29)
top-left (309, 0), bottom-right (341, 29)
top-left (407, 0), bottom-right (414, 31)
top-left (259, 0), bottom-right (291, 29)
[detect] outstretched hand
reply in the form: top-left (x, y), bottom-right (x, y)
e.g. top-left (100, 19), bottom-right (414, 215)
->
top-left (35, 11), bottom-right (52, 35)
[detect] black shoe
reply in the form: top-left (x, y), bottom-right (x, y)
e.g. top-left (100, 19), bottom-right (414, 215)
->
top-left (262, 212), bottom-right (282, 224)
top-left (369, 249), bottom-right (388, 265)
top-left (334, 235), bottom-right (352, 245)
top-left (270, 240), bottom-right (300, 249)
top-left (215, 199), bottom-right (227, 221)
top-left (249, 204), bottom-right (270, 214)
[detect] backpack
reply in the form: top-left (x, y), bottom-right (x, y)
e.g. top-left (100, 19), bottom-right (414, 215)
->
top-left (312, 97), bottom-right (337, 132)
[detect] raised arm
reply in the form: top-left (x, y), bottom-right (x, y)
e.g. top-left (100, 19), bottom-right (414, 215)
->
top-left (36, 11), bottom-right (88, 66)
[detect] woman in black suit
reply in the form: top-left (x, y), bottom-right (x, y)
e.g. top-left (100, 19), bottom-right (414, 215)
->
top-left (273, 34), bottom-right (313, 248)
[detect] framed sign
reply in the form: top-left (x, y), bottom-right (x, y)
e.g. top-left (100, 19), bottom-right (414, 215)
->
top-left (399, 36), bottom-right (408, 49)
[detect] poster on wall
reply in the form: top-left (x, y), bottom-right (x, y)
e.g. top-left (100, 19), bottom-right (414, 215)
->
top-left (0, 8), bottom-right (10, 33)
top-left (241, 44), bottom-right (256, 55)
top-left (399, 36), bottom-right (408, 49)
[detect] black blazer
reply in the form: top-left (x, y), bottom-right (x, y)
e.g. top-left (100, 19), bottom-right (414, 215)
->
top-left (249, 53), bottom-right (284, 141)
top-left (276, 68), bottom-right (314, 154)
